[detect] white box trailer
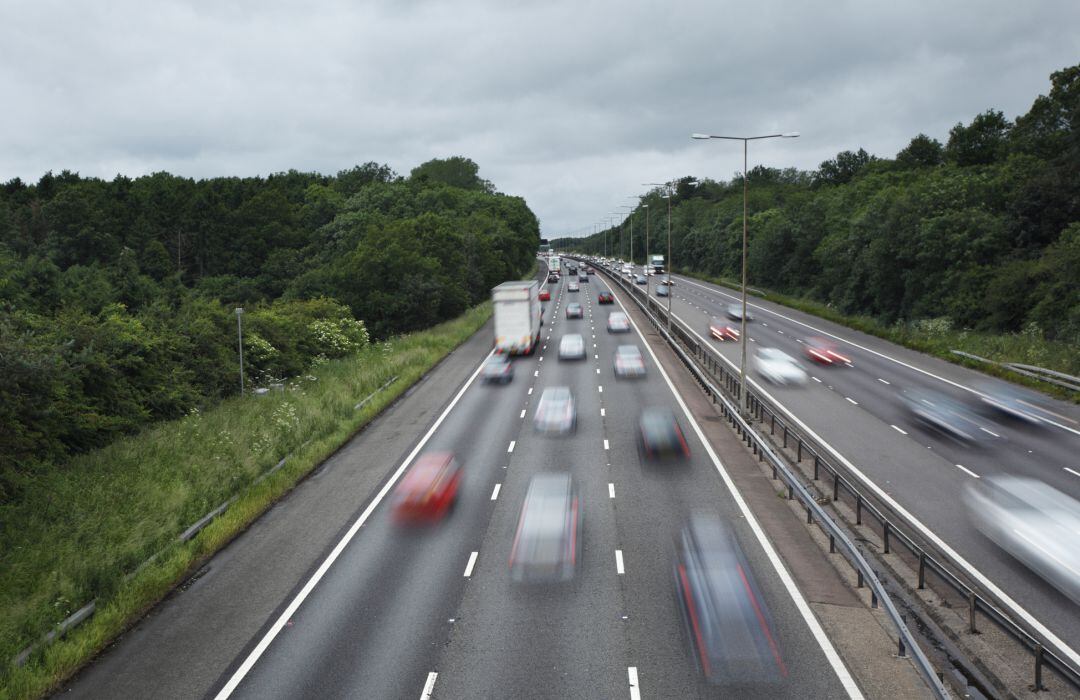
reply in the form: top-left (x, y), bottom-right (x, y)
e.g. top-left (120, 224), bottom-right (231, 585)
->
top-left (649, 255), bottom-right (664, 274)
top-left (493, 280), bottom-right (541, 355)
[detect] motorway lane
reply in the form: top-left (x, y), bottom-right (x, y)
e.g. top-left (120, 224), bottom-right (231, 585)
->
top-left (429, 277), bottom-right (855, 698)
top-left (635, 269), bottom-right (1080, 658)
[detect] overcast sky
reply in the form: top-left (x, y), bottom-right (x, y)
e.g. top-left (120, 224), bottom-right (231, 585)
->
top-left (2, 1), bottom-right (1078, 237)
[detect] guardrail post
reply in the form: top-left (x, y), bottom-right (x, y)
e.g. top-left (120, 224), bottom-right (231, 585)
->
top-left (797, 440), bottom-right (802, 462)
top-left (918, 553), bottom-right (926, 590)
top-left (783, 425), bottom-right (788, 448)
top-left (856, 494), bottom-right (863, 525)
top-left (871, 589), bottom-right (878, 609)
top-left (787, 485), bottom-right (794, 500)
top-left (857, 569), bottom-right (864, 588)
top-left (829, 534), bottom-right (836, 553)
top-left (813, 455), bottom-right (820, 480)
top-left (883, 521), bottom-right (891, 554)
top-left (770, 414), bottom-right (775, 435)
top-left (806, 505), bottom-right (813, 524)
top-left (898, 616), bottom-right (908, 658)
top-left (968, 592), bottom-right (978, 634)
top-left (1035, 643), bottom-right (1046, 691)
top-left (832, 473), bottom-right (840, 501)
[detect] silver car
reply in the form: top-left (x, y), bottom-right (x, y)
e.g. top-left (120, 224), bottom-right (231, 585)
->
top-left (510, 473), bottom-right (581, 583)
top-left (533, 386), bottom-right (577, 434)
top-left (754, 348), bottom-right (806, 385)
top-left (558, 333), bottom-right (586, 361)
top-left (614, 345), bottom-right (646, 378)
top-left (607, 311), bottom-right (631, 333)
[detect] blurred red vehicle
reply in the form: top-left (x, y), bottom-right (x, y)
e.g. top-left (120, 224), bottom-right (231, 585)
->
top-left (803, 337), bottom-right (852, 366)
top-left (709, 318), bottom-right (740, 342)
top-left (598, 291), bottom-right (614, 304)
top-left (539, 289), bottom-right (551, 302)
top-left (392, 452), bottom-right (462, 522)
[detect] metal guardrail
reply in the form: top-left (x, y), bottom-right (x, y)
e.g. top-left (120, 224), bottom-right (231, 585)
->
top-left (580, 258), bottom-right (1080, 695)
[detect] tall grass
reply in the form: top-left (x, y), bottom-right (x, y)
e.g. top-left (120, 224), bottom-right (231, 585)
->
top-left (682, 271), bottom-right (1078, 400)
top-left (0, 303), bottom-right (491, 700)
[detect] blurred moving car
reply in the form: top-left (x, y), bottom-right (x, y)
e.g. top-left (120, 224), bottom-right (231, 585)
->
top-left (480, 354), bottom-right (514, 384)
top-left (965, 476), bottom-right (1080, 605)
top-left (558, 333), bottom-right (586, 360)
top-left (510, 473), bottom-right (581, 583)
top-left (568, 282), bottom-right (580, 292)
top-left (547, 273), bottom-right (559, 284)
top-left (578, 273), bottom-right (589, 283)
top-left (639, 407), bottom-right (690, 459)
top-left (802, 337), bottom-right (853, 366)
top-left (709, 318), bottom-right (740, 342)
top-left (754, 348), bottom-right (807, 385)
top-left (586, 266), bottom-right (595, 274)
top-left (656, 284), bottom-right (670, 297)
top-left (660, 275), bottom-right (674, 286)
top-left (538, 289), bottom-right (551, 302)
top-left (392, 452), bottom-right (462, 523)
top-left (607, 311), bottom-right (631, 333)
top-left (973, 381), bottom-right (1052, 426)
top-left (614, 344), bottom-right (647, 378)
top-left (566, 302), bottom-right (584, 319)
top-left (726, 303), bottom-right (753, 322)
top-left (675, 513), bottom-right (786, 685)
top-left (635, 275), bottom-right (647, 285)
top-left (901, 388), bottom-right (987, 443)
top-left (598, 291), bottom-right (614, 304)
top-left (533, 386), bottom-right (577, 434)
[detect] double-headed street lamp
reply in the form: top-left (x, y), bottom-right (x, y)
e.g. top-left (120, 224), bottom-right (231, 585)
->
top-left (691, 131), bottom-right (799, 413)
top-left (644, 179), bottom-right (700, 328)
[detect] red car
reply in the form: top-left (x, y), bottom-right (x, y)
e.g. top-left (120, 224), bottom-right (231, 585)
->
top-left (598, 291), bottom-right (614, 304)
top-left (539, 289), bottom-right (551, 301)
top-left (709, 318), bottom-right (740, 342)
top-left (392, 452), bottom-right (462, 523)
top-left (803, 337), bottom-right (853, 366)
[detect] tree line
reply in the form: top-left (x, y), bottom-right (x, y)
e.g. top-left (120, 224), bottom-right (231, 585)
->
top-left (0, 157), bottom-right (538, 495)
top-left (558, 63), bottom-right (1079, 345)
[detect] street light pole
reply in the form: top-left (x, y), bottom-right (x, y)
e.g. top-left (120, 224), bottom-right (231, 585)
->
top-left (235, 307), bottom-right (245, 395)
top-left (643, 203), bottom-right (650, 297)
top-left (692, 131), bottom-right (799, 414)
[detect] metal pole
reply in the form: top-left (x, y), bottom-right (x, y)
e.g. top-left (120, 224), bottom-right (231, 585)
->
top-left (666, 192), bottom-right (672, 329)
top-left (236, 308), bottom-right (245, 395)
top-left (644, 204), bottom-right (650, 297)
top-left (739, 138), bottom-right (749, 414)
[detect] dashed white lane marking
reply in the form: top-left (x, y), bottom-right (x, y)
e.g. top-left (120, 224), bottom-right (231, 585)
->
top-left (609, 483), bottom-right (615, 499)
top-left (980, 427), bottom-right (1000, 438)
top-left (599, 385), bottom-right (603, 393)
top-left (891, 425), bottom-right (908, 435)
top-left (491, 483), bottom-right (501, 500)
top-left (528, 387), bottom-right (533, 395)
top-left (845, 397), bottom-right (858, 405)
top-left (534, 370), bottom-right (539, 377)
top-left (877, 377), bottom-right (890, 385)
top-left (955, 464), bottom-right (980, 479)
top-left (628, 667), bottom-right (641, 700)
top-left (463, 551), bottom-right (479, 577)
top-left (595, 354), bottom-right (599, 359)
top-left (519, 409), bottom-right (526, 419)
top-left (596, 368), bottom-right (601, 374)
top-left (601, 408), bottom-right (606, 416)
top-left (539, 356), bottom-right (544, 362)
top-left (420, 671), bottom-right (438, 699)
top-left (507, 441), bottom-right (516, 453)
top-left (604, 439), bottom-right (610, 450)
top-left (777, 329), bottom-right (784, 334)
top-left (811, 376), bottom-right (822, 383)
top-left (615, 549), bottom-right (625, 574)
top-left (748, 337), bottom-right (756, 343)
top-left (1064, 467), bottom-right (1080, 478)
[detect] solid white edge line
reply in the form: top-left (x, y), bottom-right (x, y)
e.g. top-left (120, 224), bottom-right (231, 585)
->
top-left (611, 291), bottom-right (862, 698)
top-left (1065, 467), bottom-right (1080, 478)
top-left (628, 666), bottom-right (641, 700)
top-left (891, 425), bottom-right (908, 435)
top-left (463, 551), bottom-right (479, 577)
top-left (673, 275), bottom-right (1080, 437)
top-left (420, 671), bottom-right (438, 699)
top-left (507, 440), bottom-right (515, 453)
top-left (213, 349), bottom-right (495, 699)
top-left (877, 378), bottom-right (890, 385)
top-left (615, 549), bottom-right (625, 574)
top-left (955, 464), bottom-right (981, 479)
top-left (491, 483), bottom-right (501, 500)
top-left (845, 397), bottom-right (858, 405)
top-left (609, 483), bottom-right (615, 499)
top-left (669, 310), bottom-right (1080, 670)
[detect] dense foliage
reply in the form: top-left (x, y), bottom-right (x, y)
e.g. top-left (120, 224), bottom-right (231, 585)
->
top-left (559, 64), bottom-right (1080, 345)
top-left (0, 158), bottom-right (538, 493)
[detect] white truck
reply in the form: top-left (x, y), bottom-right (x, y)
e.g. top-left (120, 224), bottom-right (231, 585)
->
top-left (649, 255), bottom-right (664, 274)
top-left (548, 256), bottom-right (561, 276)
top-left (493, 280), bottom-right (542, 355)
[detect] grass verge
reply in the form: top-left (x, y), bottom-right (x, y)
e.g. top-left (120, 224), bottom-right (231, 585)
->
top-left (678, 270), bottom-right (1078, 402)
top-left (0, 303), bottom-right (491, 700)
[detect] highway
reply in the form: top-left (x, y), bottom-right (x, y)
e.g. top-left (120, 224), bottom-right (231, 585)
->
top-left (205, 271), bottom-right (859, 698)
top-left (609, 264), bottom-right (1080, 665)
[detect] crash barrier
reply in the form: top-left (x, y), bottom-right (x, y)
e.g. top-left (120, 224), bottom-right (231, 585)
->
top-left (579, 258), bottom-right (1080, 695)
